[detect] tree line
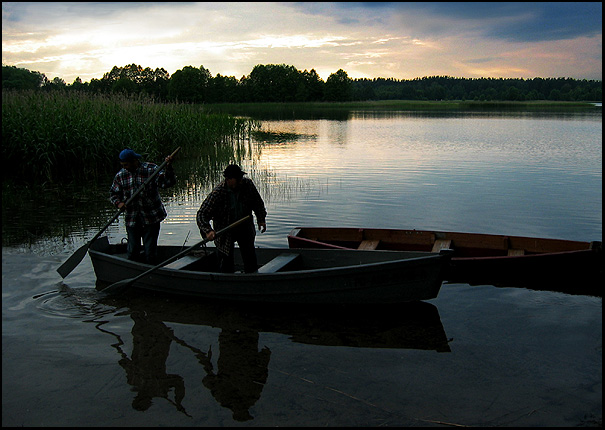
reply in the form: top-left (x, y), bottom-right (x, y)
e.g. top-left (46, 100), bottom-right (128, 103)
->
top-left (2, 63), bottom-right (602, 103)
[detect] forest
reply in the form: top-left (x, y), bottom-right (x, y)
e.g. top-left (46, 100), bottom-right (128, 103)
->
top-left (2, 63), bottom-right (602, 103)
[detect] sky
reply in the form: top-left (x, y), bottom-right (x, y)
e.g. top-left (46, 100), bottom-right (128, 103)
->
top-left (2, 2), bottom-right (602, 84)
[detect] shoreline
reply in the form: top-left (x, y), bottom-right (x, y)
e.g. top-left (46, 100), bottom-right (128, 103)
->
top-left (208, 99), bottom-right (602, 112)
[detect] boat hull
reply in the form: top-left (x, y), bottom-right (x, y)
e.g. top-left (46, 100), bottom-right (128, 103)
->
top-left (287, 227), bottom-right (602, 296)
top-left (89, 237), bottom-right (449, 304)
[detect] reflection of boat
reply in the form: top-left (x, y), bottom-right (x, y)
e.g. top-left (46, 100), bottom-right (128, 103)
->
top-left (288, 227), bottom-right (602, 296)
top-left (120, 296), bottom-right (452, 352)
top-left (90, 237), bottom-right (450, 303)
top-left (97, 294), bottom-right (450, 421)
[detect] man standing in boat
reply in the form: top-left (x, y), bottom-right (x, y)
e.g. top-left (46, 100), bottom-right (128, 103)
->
top-left (110, 148), bottom-right (176, 264)
top-left (197, 164), bottom-right (267, 273)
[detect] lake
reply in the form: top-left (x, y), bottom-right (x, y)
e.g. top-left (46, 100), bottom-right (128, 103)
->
top-left (2, 110), bottom-right (602, 426)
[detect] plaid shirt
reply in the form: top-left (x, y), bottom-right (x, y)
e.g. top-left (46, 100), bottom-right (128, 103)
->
top-left (109, 162), bottom-right (176, 227)
top-left (197, 177), bottom-right (267, 255)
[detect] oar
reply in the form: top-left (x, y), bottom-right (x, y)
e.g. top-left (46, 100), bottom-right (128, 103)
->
top-left (100, 215), bottom-right (251, 294)
top-left (56, 147), bottom-right (181, 278)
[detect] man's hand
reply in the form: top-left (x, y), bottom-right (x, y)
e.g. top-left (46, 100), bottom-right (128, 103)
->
top-left (206, 230), bottom-right (216, 241)
top-left (258, 221), bottom-right (267, 233)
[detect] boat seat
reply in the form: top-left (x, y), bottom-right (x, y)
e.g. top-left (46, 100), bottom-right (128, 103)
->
top-left (258, 253), bottom-right (301, 274)
top-left (507, 248), bottom-right (525, 256)
top-left (431, 239), bottom-right (452, 253)
top-left (357, 239), bottom-right (380, 250)
top-left (164, 254), bottom-right (203, 270)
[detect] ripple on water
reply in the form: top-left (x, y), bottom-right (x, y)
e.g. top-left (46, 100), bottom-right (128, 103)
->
top-left (33, 283), bottom-right (117, 320)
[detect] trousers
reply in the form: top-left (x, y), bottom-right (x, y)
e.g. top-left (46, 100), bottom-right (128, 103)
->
top-left (126, 221), bottom-right (161, 264)
top-left (218, 223), bottom-right (258, 273)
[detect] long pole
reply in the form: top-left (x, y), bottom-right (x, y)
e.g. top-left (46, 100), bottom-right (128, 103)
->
top-left (56, 147), bottom-right (181, 278)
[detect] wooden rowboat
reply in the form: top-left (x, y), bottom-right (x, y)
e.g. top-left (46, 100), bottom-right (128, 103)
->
top-left (287, 227), bottom-right (602, 295)
top-left (90, 236), bottom-right (450, 304)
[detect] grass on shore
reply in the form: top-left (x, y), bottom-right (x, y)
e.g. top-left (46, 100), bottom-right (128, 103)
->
top-left (2, 90), bottom-right (260, 184)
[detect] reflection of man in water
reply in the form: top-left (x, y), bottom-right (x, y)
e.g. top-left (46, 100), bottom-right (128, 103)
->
top-left (117, 311), bottom-right (188, 414)
top-left (108, 308), bottom-right (271, 421)
top-left (200, 329), bottom-right (271, 421)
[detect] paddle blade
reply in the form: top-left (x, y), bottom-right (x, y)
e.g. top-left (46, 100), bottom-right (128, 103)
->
top-left (56, 243), bottom-right (90, 278)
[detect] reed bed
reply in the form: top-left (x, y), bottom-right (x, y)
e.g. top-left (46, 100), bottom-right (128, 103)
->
top-left (2, 90), bottom-right (260, 184)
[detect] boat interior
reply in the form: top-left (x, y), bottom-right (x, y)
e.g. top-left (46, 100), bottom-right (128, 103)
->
top-left (95, 239), bottom-right (436, 274)
top-left (289, 227), bottom-right (596, 257)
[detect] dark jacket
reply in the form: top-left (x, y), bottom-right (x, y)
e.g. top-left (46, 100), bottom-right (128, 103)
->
top-left (196, 177), bottom-right (266, 254)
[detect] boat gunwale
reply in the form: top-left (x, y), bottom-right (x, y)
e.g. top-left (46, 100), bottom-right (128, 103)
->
top-left (287, 226), bottom-right (598, 260)
top-left (89, 246), bottom-right (444, 280)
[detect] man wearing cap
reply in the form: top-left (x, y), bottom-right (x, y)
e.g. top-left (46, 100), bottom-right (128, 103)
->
top-left (197, 164), bottom-right (267, 273)
top-left (110, 148), bottom-right (176, 264)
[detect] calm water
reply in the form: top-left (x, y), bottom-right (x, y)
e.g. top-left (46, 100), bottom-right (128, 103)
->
top-left (2, 111), bottom-right (602, 426)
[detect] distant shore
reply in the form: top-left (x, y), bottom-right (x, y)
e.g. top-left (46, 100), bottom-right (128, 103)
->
top-left (208, 99), bottom-right (601, 111)
top-left (206, 99), bottom-right (602, 120)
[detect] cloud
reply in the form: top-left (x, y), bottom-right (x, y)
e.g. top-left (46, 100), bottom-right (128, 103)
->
top-left (2, 2), bottom-right (602, 83)
top-left (476, 2), bottom-right (602, 42)
top-left (464, 57), bottom-right (498, 65)
top-left (300, 2), bottom-right (602, 42)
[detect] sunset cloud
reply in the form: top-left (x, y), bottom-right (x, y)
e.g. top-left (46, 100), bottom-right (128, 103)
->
top-left (2, 2), bottom-right (601, 84)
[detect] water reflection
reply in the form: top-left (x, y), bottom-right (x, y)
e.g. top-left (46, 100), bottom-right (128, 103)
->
top-left (348, 109), bottom-right (603, 120)
top-left (94, 293), bottom-right (449, 420)
top-left (99, 313), bottom-right (190, 415)
top-left (210, 104), bottom-right (602, 121)
top-left (447, 267), bottom-right (603, 298)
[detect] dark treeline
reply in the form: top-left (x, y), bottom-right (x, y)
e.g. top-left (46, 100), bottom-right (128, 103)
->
top-left (2, 63), bottom-right (602, 103)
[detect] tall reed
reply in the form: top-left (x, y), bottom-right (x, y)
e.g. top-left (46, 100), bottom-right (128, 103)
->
top-left (2, 90), bottom-right (260, 184)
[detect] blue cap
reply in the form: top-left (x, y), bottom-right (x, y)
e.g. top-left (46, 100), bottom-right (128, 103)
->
top-left (119, 148), bottom-right (142, 161)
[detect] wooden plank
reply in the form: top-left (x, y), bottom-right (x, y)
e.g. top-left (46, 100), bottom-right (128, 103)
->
top-left (507, 248), bottom-right (525, 256)
top-left (357, 240), bottom-right (380, 250)
top-left (258, 253), bottom-right (301, 274)
top-left (164, 254), bottom-right (201, 270)
top-left (399, 230), bottom-right (436, 245)
top-left (431, 239), bottom-right (452, 253)
top-left (444, 233), bottom-right (508, 250)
